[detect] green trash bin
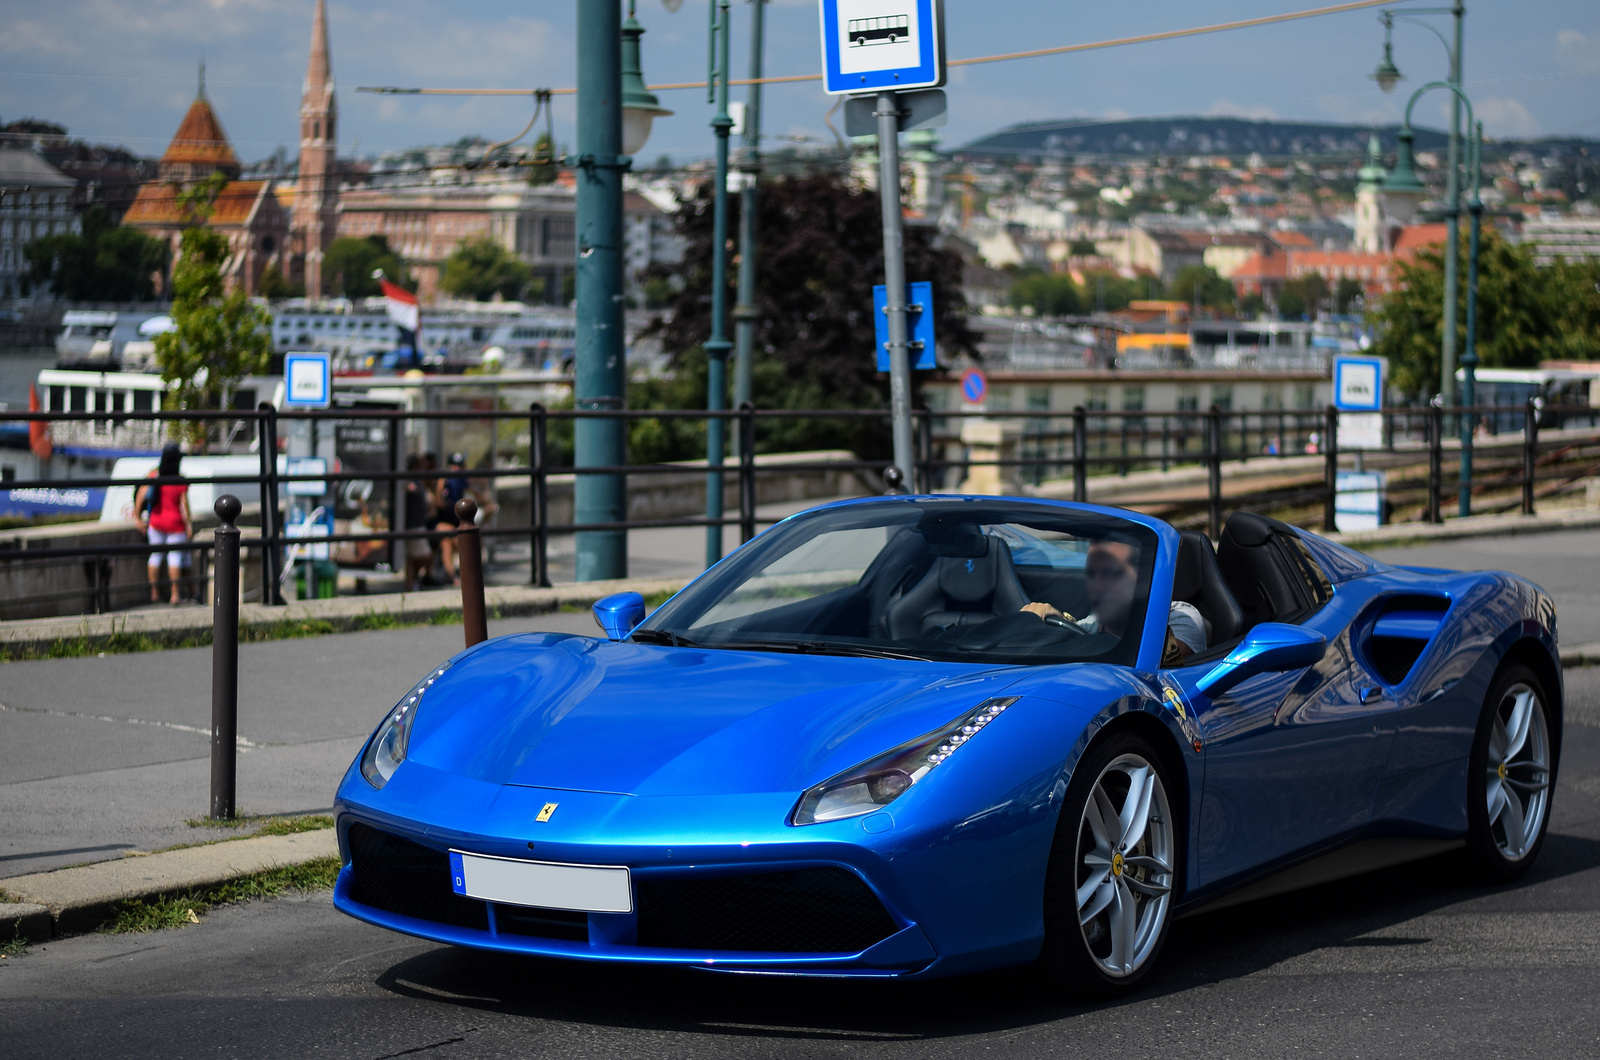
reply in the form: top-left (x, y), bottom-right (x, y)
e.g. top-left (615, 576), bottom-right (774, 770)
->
top-left (295, 559), bottom-right (340, 599)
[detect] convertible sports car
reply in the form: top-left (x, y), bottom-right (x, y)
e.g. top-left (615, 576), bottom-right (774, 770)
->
top-left (332, 497), bottom-right (1561, 993)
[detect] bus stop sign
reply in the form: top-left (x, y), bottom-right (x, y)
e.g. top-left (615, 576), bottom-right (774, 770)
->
top-left (819, 0), bottom-right (946, 95)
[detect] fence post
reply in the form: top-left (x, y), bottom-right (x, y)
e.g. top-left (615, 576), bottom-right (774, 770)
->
top-left (1072, 406), bottom-right (1088, 503)
top-left (256, 402), bottom-right (283, 605)
top-left (455, 497), bottom-right (488, 648)
top-left (386, 409), bottom-right (402, 577)
top-left (1523, 397), bottom-right (1539, 516)
top-left (1207, 406), bottom-right (1223, 541)
top-left (210, 495), bottom-right (241, 820)
top-left (1160, 416), bottom-right (1170, 472)
top-left (1322, 405), bottom-right (1339, 533)
top-left (739, 402), bottom-right (757, 543)
top-left (915, 407), bottom-right (934, 493)
top-left (529, 403), bottom-right (550, 588)
top-left (1428, 402), bottom-right (1444, 524)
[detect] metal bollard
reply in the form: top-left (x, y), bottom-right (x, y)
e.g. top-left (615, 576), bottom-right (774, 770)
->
top-left (1072, 406), bottom-right (1088, 503)
top-left (210, 495), bottom-right (241, 820)
top-left (1206, 407), bottom-right (1224, 541)
top-left (455, 497), bottom-right (488, 648)
top-left (1523, 398), bottom-right (1539, 516)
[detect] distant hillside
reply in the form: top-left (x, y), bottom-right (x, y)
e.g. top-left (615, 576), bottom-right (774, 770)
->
top-left (956, 116), bottom-right (1598, 160)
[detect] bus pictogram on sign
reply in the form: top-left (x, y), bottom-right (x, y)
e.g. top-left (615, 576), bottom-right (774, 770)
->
top-left (848, 14), bottom-right (909, 46)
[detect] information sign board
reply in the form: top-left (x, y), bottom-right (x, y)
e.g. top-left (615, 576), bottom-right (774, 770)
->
top-left (819, 0), bottom-right (945, 95)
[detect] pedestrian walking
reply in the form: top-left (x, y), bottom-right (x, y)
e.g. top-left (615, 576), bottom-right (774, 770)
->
top-left (135, 442), bottom-right (193, 605)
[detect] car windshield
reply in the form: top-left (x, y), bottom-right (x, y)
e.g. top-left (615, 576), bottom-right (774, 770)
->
top-left (638, 499), bottom-right (1158, 666)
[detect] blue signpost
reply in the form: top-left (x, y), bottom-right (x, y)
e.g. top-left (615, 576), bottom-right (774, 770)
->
top-left (283, 351), bottom-right (331, 410)
top-left (820, 0), bottom-right (945, 486)
top-left (874, 281), bottom-right (935, 371)
top-left (1333, 354), bottom-right (1388, 531)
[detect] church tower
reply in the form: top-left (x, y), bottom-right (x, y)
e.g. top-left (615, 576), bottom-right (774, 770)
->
top-left (294, 0), bottom-right (338, 298)
top-left (1353, 133), bottom-right (1388, 253)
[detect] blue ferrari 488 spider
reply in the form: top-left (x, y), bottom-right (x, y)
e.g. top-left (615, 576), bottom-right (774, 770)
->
top-left (333, 497), bottom-right (1561, 993)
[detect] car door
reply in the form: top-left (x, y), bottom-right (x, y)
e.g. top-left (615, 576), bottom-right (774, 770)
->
top-left (1167, 585), bottom-right (1400, 891)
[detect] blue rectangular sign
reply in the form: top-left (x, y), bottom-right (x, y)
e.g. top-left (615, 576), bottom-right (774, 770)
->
top-left (284, 351), bottom-right (332, 409)
top-left (874, 281), bottom-right (936, 371)
top-left (820, 0), bottom-right (944, 95)
top-left (1333, 354), bottom-right (1386, 411)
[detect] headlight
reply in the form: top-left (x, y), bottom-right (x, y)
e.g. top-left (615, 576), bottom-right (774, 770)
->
top-left (360, 661), bottom-right (452, 789)
top-left (790, 697), bottom-right (1018, 825)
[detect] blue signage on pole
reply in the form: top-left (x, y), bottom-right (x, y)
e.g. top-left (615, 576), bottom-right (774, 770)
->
top-left (284, 351), bottom-right (332, 409)
top-left (819, 0), bottom-right (945, 96)
top-left (874, 281), bottom-right (936, 371)
top-left (1333, 354), bottom-right (1386, 411)
top-left (960, 367), bottom-right (987, 405)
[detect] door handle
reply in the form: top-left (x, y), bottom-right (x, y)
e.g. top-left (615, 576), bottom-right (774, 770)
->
top-left (1358, 685), bottom-right (1382, 704)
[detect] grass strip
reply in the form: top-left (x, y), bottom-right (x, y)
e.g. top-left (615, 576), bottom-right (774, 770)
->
top-left (181, 813), bottom-right (333, 835)
top-left (101, 856), bottom-right (342, 934)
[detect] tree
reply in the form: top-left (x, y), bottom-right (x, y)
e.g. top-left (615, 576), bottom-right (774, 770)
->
top-left (1370, 229), bottom-right (1600, 399)
top-left (1333, 277), bottom-right (1364, 315)
top-left (1169, 264), bottom-right (1235, 313)
top-left (152, 173), bottom-right (272, 447)
top-left (1275, 273), bottom-right (1329, 320)
top-left (323, 235), bottom-right (409, 298)
top-left (440, 236), bottom-right (535, 301)
top-left (1080, 270), bottom-right (1150, 312)
top-left (258, 263), bottom-right (304, 300)
top-left (1010, 269), bottom-right (1083, 317)
top-left (527, 133), bottom-right (558, 186)
top-left (644, 171), bottom-right (978, 459)
top-left (24, 207), bottom-right (168, 301)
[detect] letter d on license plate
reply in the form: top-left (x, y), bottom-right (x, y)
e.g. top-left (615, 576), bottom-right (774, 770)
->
top-left (449, 850), bottom-right (632, 913)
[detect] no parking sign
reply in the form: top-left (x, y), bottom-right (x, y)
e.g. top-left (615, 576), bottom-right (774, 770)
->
top-left (960, 367), bottom-right (987, 406)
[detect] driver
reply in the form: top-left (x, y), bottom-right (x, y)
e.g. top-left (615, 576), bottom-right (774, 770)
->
top-left (1019, 538), bottom-right (1206, 664)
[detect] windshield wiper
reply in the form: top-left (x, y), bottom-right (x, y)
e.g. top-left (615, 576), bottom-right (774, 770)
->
top-left (628, 628), bottom-right (698, 647)
top-left (703, 639), bottom-right (926, 662)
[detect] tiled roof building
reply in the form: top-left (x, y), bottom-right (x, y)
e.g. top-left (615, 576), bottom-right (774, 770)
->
top-left (123, 68), bottom-right (287, 296)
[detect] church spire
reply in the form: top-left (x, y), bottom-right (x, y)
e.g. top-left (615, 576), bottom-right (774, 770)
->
top-left (295, 0), bottom-right (339, 300)
top-left (307, 0), bottom-right (332, 95)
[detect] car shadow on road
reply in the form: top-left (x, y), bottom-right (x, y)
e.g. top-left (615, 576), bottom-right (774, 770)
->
top-left (366, 830), bottom-right (1600, 1042)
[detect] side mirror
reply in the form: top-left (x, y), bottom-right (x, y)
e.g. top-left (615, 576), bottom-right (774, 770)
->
top-left (1196, 622), bottom-right (1325, 697)
top-left (593, 591), bottom-right (646, 641)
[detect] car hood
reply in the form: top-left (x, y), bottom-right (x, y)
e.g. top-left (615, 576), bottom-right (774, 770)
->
top-left (406, 633), bottom-right (1024, 797)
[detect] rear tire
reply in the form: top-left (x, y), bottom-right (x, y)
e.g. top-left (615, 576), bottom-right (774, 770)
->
top-left (1040, 731), bottom-right (1179, 997)
top-left (1464, 663), bottom-right (1555, 883)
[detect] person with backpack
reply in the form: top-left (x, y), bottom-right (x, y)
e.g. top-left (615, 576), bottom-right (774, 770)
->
top-left (135, 442), bottom-right (193, 605)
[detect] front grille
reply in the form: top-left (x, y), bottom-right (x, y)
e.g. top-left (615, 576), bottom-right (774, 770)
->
top-left (347, 823), bottom-right (489, 931)
top-left (636, 868), bottom-right (898, 953)
top-left (496, 906), bottom-right (589, 942)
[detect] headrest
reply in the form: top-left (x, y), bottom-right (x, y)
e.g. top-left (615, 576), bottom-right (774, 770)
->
top-left (936, 536), bottom-right (1002, 603)
top-left (1173, 531), bottom-right (1210, 602)
top-left (1222, 510), bottom-right (1295, 548)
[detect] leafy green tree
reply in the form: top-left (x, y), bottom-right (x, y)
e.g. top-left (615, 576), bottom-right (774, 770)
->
top-left (1371, 229), bottom-right (1600, 399)
top-left (258, 263), bottom-right (304, 300)
top-left (24, 207), bottom-right (168, 301)
top-left (1275, 274), bottom-right (1329, 320)
top-left (323, 235), bottom-right (409, 298)
top-left (1237, 291), bottom-right (1267, 319)
top-left (1010, 269), bottom-right (1083, 317)
top-left (1080, 270), bottom-right (1151, 312)
top-left (440, 236), bottom-right (535, 301)
top-left (644, 171), bottom-right (977, 460)
top-left (1333, 277), bottom-right (1364, 315)
top-left (152, 174), bottom-right (272, 447)
top-left (1169, 264), bottom-right (1235, 313)
top-left (526, 133), bottom-right (558, 186)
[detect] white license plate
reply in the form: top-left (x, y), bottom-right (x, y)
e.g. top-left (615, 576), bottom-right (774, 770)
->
top-left (448, 851), bottom-right (632, 913)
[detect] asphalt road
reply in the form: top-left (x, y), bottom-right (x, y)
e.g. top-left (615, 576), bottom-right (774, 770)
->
top-left (2, 666), bottom-right (1596, 1058)
top-left (2, 532), bottom-right (1599, 1057)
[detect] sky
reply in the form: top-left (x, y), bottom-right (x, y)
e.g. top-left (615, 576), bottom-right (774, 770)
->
top-left (1, 0), bottom-right (1598, 166)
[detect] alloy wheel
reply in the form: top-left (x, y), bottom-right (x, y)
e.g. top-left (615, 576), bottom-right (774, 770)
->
top-left (1485, 681), bottom-right (1551, 861)
top-left (1074, 752), bottom-right (1175, 978)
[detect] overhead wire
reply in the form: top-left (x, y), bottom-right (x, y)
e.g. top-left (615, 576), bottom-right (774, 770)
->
top-left (357, 0), bottom-right (1397, 98)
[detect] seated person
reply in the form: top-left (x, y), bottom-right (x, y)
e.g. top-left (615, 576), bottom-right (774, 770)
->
top-left (1019, 538), bottom-right (1206, 665)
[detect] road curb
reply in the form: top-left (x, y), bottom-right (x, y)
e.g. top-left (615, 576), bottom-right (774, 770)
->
top-left (1, 902), bottom-right (52, 944)
top-left (0, 577), bottom-right (687, 658)
top-left (1562, 642), bottom-right (1600, 669)
top-left (0, 829), bottom-right (340, 938)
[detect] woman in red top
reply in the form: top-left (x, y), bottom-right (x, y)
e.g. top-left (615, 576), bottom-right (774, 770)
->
top-left (135, 443), bottom-right (193, 605)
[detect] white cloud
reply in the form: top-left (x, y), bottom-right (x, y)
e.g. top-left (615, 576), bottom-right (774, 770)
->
top-left (1203, 99), bottom-right (1279, 122)
top-left (1473, 96), bottom-right (1540, 138)
top-left (1556, 28), bottom-right (1600, 74)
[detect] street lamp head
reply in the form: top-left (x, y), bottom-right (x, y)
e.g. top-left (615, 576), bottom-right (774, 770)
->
top-left (1382, 126), bottom-right (1427, 195)
top-left (621, 10), bottom-right (672, 156)
top-left (1372, 12), bottom-right (1403, 93)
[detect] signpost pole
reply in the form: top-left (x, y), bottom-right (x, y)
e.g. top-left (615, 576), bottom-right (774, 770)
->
top-left (875, 91), bottom-right (915, 486)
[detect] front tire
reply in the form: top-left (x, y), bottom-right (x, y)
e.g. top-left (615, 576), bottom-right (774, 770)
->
top-left (1465, 663), bottom-right (1556, 882)
top-left (1041, 731), bottom-right (1179, 997)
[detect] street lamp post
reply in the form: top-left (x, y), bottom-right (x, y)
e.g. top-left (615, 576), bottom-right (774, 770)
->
top-left (573, 0), bottom-right (663, 581)
top-left (703, 0), bottom-right (734, 568)
top-left (1373, 2), bottom-right (1467, 408)
top-left (732, 0), bottom-right (766, 427)
top-left (1460, 120), bottom-right (1484, 516)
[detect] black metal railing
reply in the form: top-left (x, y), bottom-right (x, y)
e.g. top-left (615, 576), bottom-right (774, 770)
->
top-left (4, 399), bottom-right (1599, 619)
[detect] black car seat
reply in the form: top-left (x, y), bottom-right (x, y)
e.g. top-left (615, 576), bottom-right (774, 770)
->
top-left (1173, 530), bottom-right (1243, 647)
top-left (885, 536), bottom-right (1029, 639)
top-left (1215, 511), bottom-right (1333, 632)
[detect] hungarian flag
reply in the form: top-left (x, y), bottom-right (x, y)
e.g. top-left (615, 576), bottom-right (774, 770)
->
top-left (379, 277), bottom-right (420, 334)
top-left (28, 383), bottom-right (51, 461)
